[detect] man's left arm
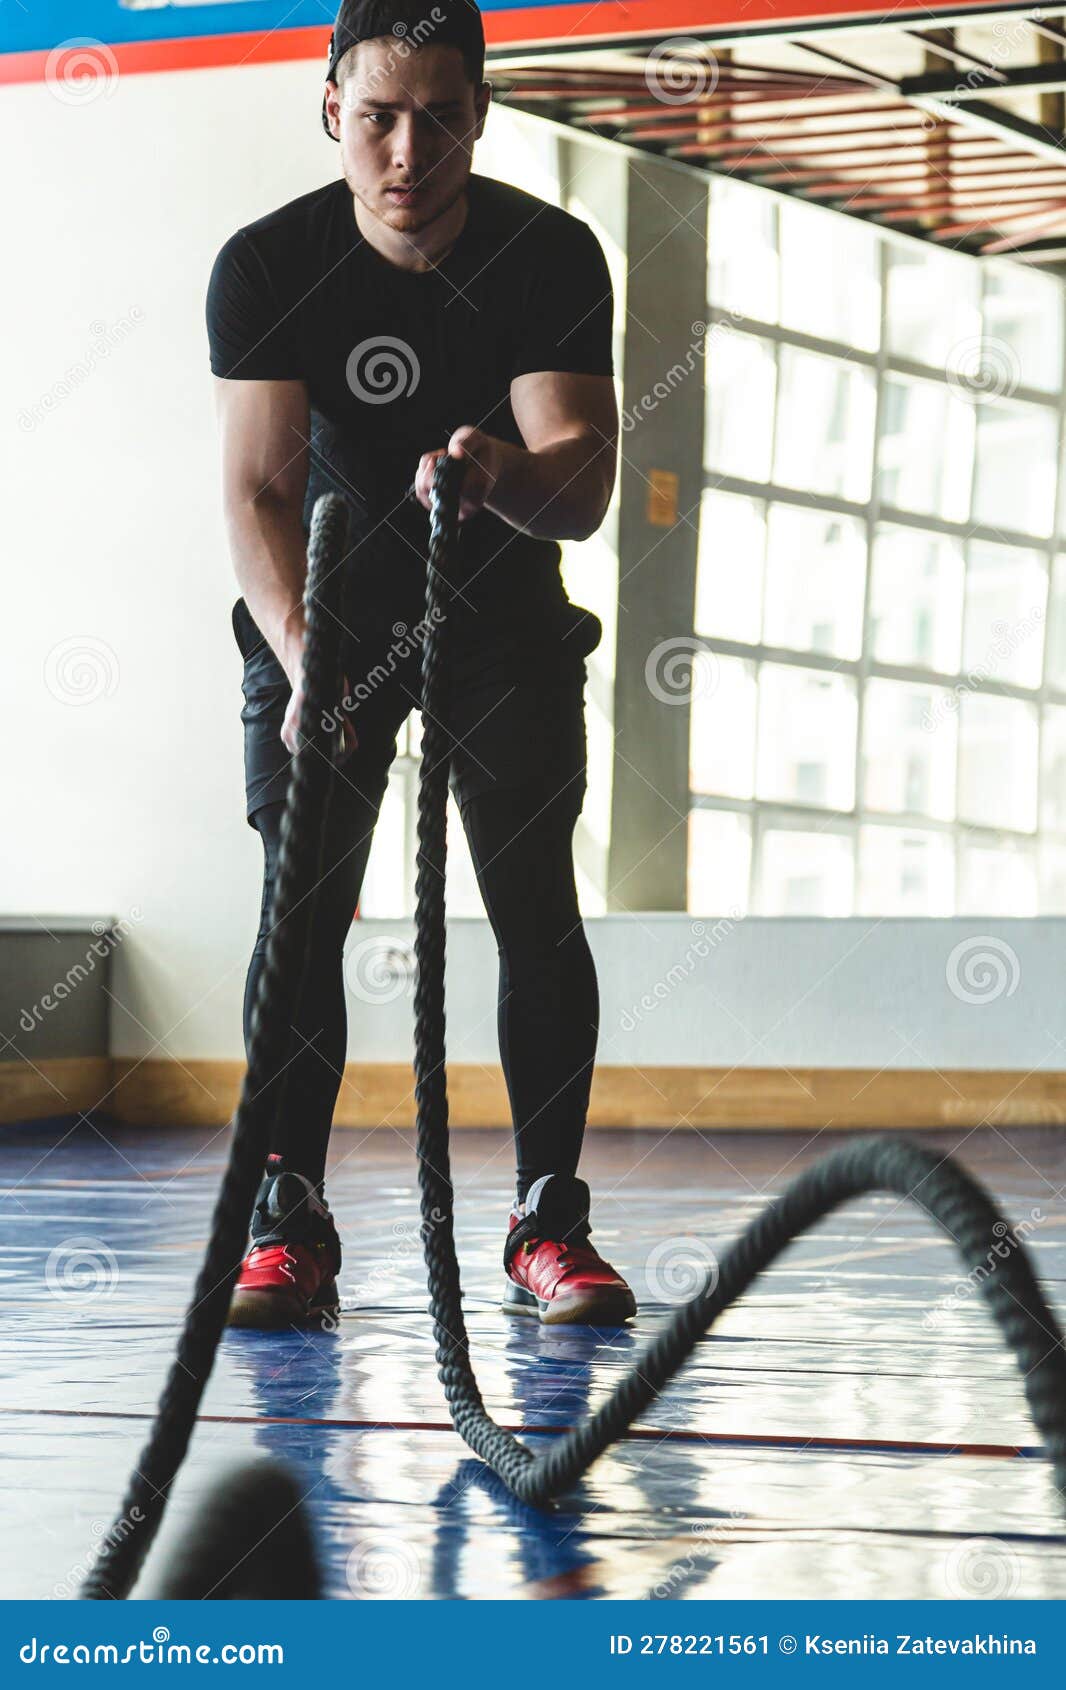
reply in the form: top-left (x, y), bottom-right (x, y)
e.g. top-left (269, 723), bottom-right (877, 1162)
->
top-left (428, 373), bottom-right (618, 541)
top-left (413, 215), bottom-right (618, 539)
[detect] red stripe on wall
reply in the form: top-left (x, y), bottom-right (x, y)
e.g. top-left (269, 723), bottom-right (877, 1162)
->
top-left (0, 2), bottom-right (1012, 87)
top-left (0, 27), bottom-right (328, 87)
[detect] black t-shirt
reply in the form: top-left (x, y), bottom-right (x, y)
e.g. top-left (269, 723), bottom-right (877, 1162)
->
top-left (206, 172), bottom-right (614, 646)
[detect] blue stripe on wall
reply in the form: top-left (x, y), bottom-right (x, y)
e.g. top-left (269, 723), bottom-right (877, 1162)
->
top-left (2, 0), bottom-right (553, 58)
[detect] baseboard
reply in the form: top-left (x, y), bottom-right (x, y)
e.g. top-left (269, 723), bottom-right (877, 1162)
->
top-left (0, 1057), bottom-right (112, 1124)
top-left (3, 1057), bottom-right (1065, 1130)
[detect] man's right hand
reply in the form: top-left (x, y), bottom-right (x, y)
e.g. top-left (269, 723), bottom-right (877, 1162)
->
top-left (280, 627), bottom-right (358, 759)
top-left (214, 374), bottom-right (357, 760)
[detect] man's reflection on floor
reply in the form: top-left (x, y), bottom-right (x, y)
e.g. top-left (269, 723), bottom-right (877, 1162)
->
top-left (229, 1301), bottom-right (740, 1599)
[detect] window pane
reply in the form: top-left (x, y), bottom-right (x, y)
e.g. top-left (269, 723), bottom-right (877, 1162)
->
top-left (359, 766), bottom-right (410, 916)
top-left (957, 842), bottom-right (1036, 916)
top-left (858, 826), bottom-right (954, 916)
top-left (1042, 704), bottom-right (1066, 832)
top-left (705, 329), bottom-right (776, 480)
top-left (689, 653), bottom-right (757, 798)
top-left (963, 541), bottom-right (1047, 690)
top-left (403, 714), bottom-right (423, 760)
top-left (755, 664), bottom-right (857, 809)
top-left (774, 345), bottom-right (875, 502)
top-left (957, 693), bottom-right (1038, 831)
top-left (762, 506), bottom-right (865, 659)
top-left (707, 176), bottom-right (778, 323)
top-left (695, 489), bottom-right (764, 643)
top-left (878, 374), bottom-right (974, 522)
top-left (1047, 556), bottom-right (1066, 691)
top-left (778, 198), bottom-right (880, 351)
top-left (885, 244), bottom-right (982, 367)
top-left (687, 808), bottom-right (752, 914)
top-left (983, 263), bottom-right (1064, 396)
top-left (862, 678), bottom-right (957, 820)
top-left (759, 828), bottom-right (854, 915)
top-left (972, 398), bottom-right (1057, 538)
top-left (869, 525), bottom-right (964, 673)
top-left (444, 792), bottom-right (485, 917)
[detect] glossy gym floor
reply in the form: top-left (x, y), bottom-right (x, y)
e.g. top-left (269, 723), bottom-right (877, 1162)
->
top-left (2, 1119), bottom-right (1064, 1600)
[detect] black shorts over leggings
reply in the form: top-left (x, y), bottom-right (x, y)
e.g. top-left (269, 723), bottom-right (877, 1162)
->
top-left (231, 588), bottom-right (605, 1199)
top-left (232, 595), bottom-right (604, 822)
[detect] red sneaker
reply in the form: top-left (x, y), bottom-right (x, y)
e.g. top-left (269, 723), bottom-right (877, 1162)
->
top-left (502, 1174), bottom-right (636, 1326)
top-left (228, 1157), bottom-right (341, 1330)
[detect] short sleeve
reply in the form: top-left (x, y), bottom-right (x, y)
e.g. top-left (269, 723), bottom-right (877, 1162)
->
top-left (511, 218), bottom-right (614, 382)
top-left (206, 231), bottom-right (302, 380)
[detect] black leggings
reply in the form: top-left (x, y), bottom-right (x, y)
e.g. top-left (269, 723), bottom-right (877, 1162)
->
top-left (242, 779), bottom-right (599, 1202)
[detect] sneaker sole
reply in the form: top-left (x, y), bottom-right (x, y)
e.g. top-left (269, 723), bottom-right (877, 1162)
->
top-left (227, 1285), bottom-right (341, 1332)
top-left (502, 1280), bottom-right (636, 1327)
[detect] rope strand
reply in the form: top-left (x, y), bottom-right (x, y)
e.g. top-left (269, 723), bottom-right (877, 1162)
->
top-left (413, 456), bottom-right (1066, 1510)
top-left (82, 494), bottom-right (349, 1598)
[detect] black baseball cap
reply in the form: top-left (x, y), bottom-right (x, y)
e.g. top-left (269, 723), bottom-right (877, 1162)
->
top-left (321, 0), bottom-right (486, 139)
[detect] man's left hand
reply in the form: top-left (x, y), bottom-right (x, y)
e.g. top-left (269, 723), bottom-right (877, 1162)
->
top-left (413, 426), bottom-right (502, 522)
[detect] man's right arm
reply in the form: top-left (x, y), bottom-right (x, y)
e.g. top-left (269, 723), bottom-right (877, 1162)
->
top-left (214, 375), bottom-right (310, 686)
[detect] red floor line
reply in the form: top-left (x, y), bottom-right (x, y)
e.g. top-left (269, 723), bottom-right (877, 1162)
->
top-left (0, 1404), bottom-right (1043, 1460)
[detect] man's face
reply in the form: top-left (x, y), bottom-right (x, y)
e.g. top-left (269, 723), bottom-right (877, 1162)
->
top-left (327, 40), bottom-right (490, 235)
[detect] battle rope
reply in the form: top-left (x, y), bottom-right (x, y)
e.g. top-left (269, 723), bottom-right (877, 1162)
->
top-left (150, 1460), bottom-right (321, 1599)
top-left (413, 455), bottom-right (1066, 1509)
top-left (84, 463), bottom-right (1066, 1597)
top-left (82, 494), bottom-right (350, 1598)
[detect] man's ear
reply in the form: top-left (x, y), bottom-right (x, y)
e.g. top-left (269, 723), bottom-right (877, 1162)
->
top-left (324, 79), bottom-right (342, 139)
top-left (473, 78), bottom-right (492, 138)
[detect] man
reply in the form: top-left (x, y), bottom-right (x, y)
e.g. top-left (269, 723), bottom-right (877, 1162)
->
top-left (207, 0), bottom-right (635, 1329)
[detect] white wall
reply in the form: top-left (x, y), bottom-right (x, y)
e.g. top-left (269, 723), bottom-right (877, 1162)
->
top-left (0, 61), bottom-right (577, 1065)
top-left (242, 912), bottom-right (1066, 1072)
top-left (4, 58), bottom-right (1062, 1075)
top-left (3, 59), bottom-right (338, 1061)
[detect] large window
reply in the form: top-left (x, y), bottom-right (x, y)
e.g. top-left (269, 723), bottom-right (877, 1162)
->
top-left (691, 176), bottom-right (1066, 916)
top-left (355, 132), bottom-right (1066, 921)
